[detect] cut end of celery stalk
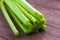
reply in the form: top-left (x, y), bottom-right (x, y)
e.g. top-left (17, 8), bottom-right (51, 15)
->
top-left (40, 18), bottom-right (46, 25)
top-left (14, 31), bottom-right (20, 36)
top-left (34, 12), bottom-right (46, 25)
top-left (34, 12), bottom-right (44, 19)
top-left (39, 25), bottom-right (46, 31)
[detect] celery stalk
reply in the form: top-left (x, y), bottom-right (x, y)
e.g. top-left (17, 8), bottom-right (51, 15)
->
top-left (39, 25), bottom-right (46, 31)
top-left (1, 1), bottom-right (19, 36)
top-left (40, 18), bottom-right (46, 25)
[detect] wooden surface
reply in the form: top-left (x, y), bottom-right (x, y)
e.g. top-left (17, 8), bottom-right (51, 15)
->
top-left (0, 0), bottom-right (60, 40)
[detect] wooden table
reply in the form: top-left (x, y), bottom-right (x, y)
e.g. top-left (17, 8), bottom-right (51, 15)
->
top-left (0, 0), bottom-right (60, 40)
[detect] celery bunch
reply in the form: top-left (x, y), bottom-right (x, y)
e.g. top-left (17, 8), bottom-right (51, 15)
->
top-left (1, 0), bottom-right (46, 36)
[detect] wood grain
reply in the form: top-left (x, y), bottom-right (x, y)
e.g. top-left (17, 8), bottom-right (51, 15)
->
top-left (0, 0), bottom-right (60, 40)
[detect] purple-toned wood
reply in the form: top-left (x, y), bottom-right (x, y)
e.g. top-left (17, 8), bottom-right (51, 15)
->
top-left (0, 0), bottom-right (60, 40)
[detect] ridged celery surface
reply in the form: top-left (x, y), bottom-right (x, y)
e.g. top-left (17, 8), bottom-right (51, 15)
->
top-left (4, 0), bottom-right (33, 31)
top-left (1, 0), bottom-right (19, 36)
top-left (16, 0), bottom-right (46, 30)
top-left (13, 0), bottom-right (39, 33)
top-left (5, 5), bottom-right (31, 34)
top-left (16, 0), bottom-right (46, 24)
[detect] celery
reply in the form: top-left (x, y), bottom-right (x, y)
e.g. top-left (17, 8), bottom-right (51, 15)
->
top-left (15, 1), bottom-right (39, 26)
top-left (4, 0), bottom-right (33, 31)
top-left (1, 0), bottom-right (46, 35)
top-left (39, 25), bottom-right (46, 31)
top-left (5, 5), bottom-right (31, 34)
top-left (16, 0), bottom-right (46, 24)
top-left (1, 1), bottom-right (19, 36)
top-left (16, 0), bottom-right (46, 30)
top-left (40, 18), bottom-right (46, 25)
top-left (13, 0), bottom-right (40, 33)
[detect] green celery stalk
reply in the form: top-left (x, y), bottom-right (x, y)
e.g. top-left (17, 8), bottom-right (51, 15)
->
top-left (40, 18), bottom-right (46, 25)
top-left (4, 0), bottom-right (33, 31)
top-left (5, 5), bottom-right (31, 34)
top-left (39, 25), bottom-right (46, 31)
top-left (1, 1), bottom-right (19, 36)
